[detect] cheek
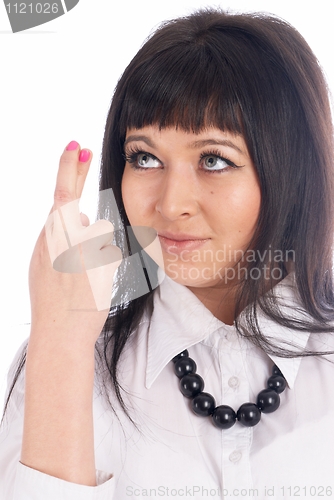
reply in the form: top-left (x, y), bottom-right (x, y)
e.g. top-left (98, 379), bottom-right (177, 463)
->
top-left (121, 171), bottom-right (155, 223)
top-left (217, 180), bottom-right (261, 232)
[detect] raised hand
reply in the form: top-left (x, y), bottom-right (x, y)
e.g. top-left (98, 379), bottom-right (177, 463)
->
top-left (21, 141), bottom-right (122, 485)
top-left (29, 140), bottom-right (122, 345)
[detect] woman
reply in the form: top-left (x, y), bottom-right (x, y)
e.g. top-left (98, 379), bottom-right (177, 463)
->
top-left (1, 7), bottom-right (334, 500)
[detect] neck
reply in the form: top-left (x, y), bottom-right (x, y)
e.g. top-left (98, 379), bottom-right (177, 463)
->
top-left (186, 284), bottom-right (237, 325)
top-left (187, 267), bottom-right (288, 325)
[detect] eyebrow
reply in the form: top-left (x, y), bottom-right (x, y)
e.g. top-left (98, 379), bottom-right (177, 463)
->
top-left (124, 135), bottom-right (245, 155)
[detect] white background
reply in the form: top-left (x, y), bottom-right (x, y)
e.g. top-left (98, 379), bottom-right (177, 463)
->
top-left (0, 0), bottom-right (333, 410)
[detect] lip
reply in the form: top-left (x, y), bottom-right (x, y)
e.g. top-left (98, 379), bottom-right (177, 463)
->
top-left (158, 232), bottom-right (210, 254)
top-left (158, 231), bottom-right (208, 241)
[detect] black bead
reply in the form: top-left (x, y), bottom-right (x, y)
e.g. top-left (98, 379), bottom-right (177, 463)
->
top-left (267, 375), bottom-right (286, 394)
top-left (192, 392), bottom-right (216, 416)
top-left (180, 374), bottom-right (204, 398)
top-left (172, 353), bottom-right (283, 430)
top-left (272, 365), bottom-right (283, 377)
top-left (212, 405), bottom-right (236, 429)
top-left (174, 357), bottom-right (197, 378)
top-left (257, 389), bottom-right (280, 413)
top-left (237, 403), bottom-right (261, 427)
top-left (172, 350), bottom-right (189, 363)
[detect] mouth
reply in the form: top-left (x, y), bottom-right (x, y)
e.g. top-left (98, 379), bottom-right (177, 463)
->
top-left (158, 232), bottom-right (210, 254)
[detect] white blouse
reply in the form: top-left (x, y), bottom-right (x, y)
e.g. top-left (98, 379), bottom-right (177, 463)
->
top-left (1, 272), bottom-right (334, 500)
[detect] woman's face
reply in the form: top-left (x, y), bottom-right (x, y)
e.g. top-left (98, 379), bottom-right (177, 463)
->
top-left (121, 125), bottom-right (261, 289)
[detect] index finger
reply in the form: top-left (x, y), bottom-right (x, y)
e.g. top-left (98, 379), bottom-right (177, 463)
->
top-left (53, 140), bottom-right (92, 211)
top-left (46, 140), bottom-right (92, 252)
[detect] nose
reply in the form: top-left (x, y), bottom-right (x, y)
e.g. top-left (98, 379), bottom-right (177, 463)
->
top-left (155, 166), bottom-right (199, 221)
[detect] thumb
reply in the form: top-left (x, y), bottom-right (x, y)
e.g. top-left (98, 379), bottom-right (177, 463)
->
top-left (80, 212), bottom-right (90, 227)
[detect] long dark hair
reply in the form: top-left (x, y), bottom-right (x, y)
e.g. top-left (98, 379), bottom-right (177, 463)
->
top-left (2, 8), bottom-right (334, 424)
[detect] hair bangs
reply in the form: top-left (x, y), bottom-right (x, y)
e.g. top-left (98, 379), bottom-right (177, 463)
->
top-left (118, 44), bottom-right (243, 136)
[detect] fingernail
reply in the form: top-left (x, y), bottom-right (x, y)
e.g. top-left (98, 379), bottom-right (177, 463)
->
top-left (79, 149), bottom-right (91, 162)
top-left (66, 140), bottom-right (79, 151)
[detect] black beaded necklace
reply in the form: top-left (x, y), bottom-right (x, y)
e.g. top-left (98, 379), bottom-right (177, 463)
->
top-left (172, 350), bottom-right (287, 429)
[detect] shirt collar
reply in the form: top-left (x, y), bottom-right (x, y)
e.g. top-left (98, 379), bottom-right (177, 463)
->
top-left (145, 271), bottom-right (311, 390)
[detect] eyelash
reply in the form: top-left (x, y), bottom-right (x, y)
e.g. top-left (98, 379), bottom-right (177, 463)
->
top-left (123, 146), bottom-right (243, 174)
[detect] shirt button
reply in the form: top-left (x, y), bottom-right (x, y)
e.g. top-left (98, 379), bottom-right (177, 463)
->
top-left (228, 376), bottom-right (239, 389)
top-left (229, 450), bottom-right (242, 463)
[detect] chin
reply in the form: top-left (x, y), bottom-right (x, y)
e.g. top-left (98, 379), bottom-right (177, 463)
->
top-left (163, 264), bottom-right (222, 288)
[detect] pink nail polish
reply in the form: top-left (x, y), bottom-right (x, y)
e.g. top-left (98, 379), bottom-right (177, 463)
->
top-left (79, 149), bottom-right (90, 162)
top-left (66, 140), bottom-right (79, 151)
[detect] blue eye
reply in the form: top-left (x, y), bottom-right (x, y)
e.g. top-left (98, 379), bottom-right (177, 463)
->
top-left (200, 151), bottom-right (241, 173)
top-left (203, 155), bottom-right (229, 170)
top-left (124, 149), bottom-right (161, 170)
top-left (137, 153), bottom-right (160, 168)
